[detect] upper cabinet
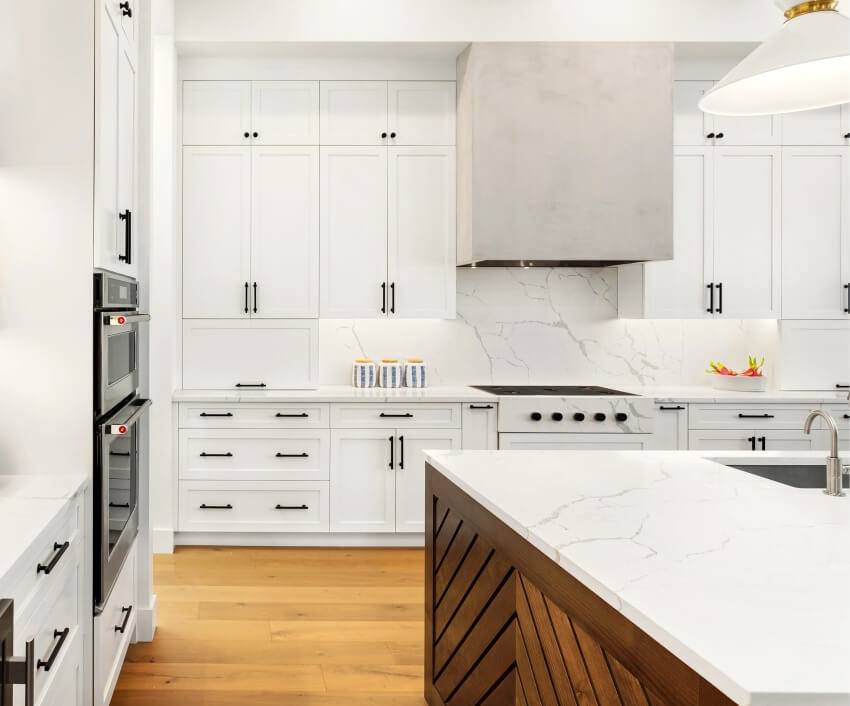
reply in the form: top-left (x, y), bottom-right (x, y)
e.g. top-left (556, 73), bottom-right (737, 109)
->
top-left (781, 105), bottom-right (850, 146)
top-left (387, 82), bottom-right (456, 146)
top-left (320, 81), bottom-right (388, 145)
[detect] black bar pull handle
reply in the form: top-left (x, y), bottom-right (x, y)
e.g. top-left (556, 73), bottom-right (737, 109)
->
top-left (37, 628), bottom-right (70, 672)
top-left (109, 451), bottom-right (131, 457)
top-left (844, 283), bottom-right (849, 314)
top-left (388, 435), bottom-right (394, 470)
top-left (717, 282), bottom-right (723, 314)
top-left (659, 405), bottom-right (686, 411)
top-left (758, 436), bottom-right (766, 451)
top-left (276, 412), bottom-right (309, 418)
top-left (380, 412), bottom-right (414, 418)
top-left (200, 452), bottom-right (233, 457)
top-left (275, 504), bottom-right (309, 510)
top-left (844, 414), bottom-right (850, 419)
top-left (37, 541), bottom-right (70, 575)
top-left (276, 452), bottom-right (309, 458)
top-left (836, 384), bottom-right (850, 389)
top-left (469, 404), bottom-right (494, 410)
top-left (235, 382), bottom-right (267, 388)
top-left (381, 282), bottom-right (387, 314)
top-left (253, 282), bottom-right (258, 313)
top-left (748, 436), bottom-right (756, 451)
top-left (398, 435), bottom-right (405, 469)
top-left (738, 413), bottom-right (775, 419)
top-left (706, 283), bottom-right (714, 314)
top-left (200, 412), bottom-right (234, 417)
top-left (109, 502), bottom-right (131, 508)
top-left (199, 503), bottom-right (233, 509)
top-left (244, 282), bottom-right (249, 313)
top-left (115, 606), bottom-right (133, 634)
top-left (390, 282), bottom-right (396, 314)
top-left (118, 209), bottom-right (132, 264)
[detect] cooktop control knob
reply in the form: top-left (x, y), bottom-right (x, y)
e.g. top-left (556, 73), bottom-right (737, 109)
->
top-left (551, 412), bottom-right (564, 421)
top-left (594, 412), bottom-right (607, 422)
top-left (573, 412), bottom-right (585, 422)
top-left (615, 412), bottom-right (628, 422)
top-left (530, 412), bottom-right (542, 421)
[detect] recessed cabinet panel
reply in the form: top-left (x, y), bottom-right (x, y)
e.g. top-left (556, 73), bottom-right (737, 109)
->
top-left (781, 105), bottom-right (848, 146)
top-left (183, 81), bottom-right (252, 145)
top-left (780, 320), bottom-right (850, 391)
top-left (387, 81), bottom-right (456, 146)
top-left (498, 433), bottom-right (651, 450)
top-left (251, 81), bottom-right (319, 145)
top-left (673, 81), bottom-right (714, 146)
top-left (116, 43), bottom-right (136, 275)
top-left (712, 113), bottom-right (780, 146)
top-left (182, 147), bottom-right (251, 318)
top-left (320, 81), bottom-right (388, 145)
top-left (461, 403), bottom-right (498, 450)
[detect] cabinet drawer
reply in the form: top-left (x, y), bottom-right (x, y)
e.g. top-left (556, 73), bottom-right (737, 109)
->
top-left (37, 628), bottom-right (83, 706)
top-left (179, 429), bottom-right (330, 481)
top-left (689, 429), bottom-right (820, 451)
top-left (179, 402), bottom-right (329, 428)
top-left (498, 433), bottom-right (651, 450)
top-left (179, 481), bottom-right (329, 532)
top-left (689, 404), bottom-right (816, 430)
top-left (95, 543), bottom-right (136, 706)
top-left (330, 403), bottom-right (461, 429)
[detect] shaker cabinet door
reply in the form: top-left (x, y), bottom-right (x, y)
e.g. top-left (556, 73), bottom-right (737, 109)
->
top-left (320, 81), bottom-right (388, 146)
top-left (251, 81), bottom-right (319, 145)
top-left (183, 81), bottom-right (252, 146)
top-left (387, 81), bottom-right (456, 146)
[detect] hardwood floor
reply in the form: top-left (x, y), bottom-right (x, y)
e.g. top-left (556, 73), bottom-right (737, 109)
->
top-left (112, 546), bottom-right (427, 706)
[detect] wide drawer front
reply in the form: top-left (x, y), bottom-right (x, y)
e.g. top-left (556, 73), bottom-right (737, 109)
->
top-left (179, 481), bottom-right (329, 532)
top-left (330, 403), bottom-right (461, 429)
top-left (179, 430), bottom-right (330, 481)
top-left (37, 628), bottom-right (83, 706)
top-left (179, 403), bottom-right (330, 429)
top-left (689, 404), bottom-right (824, 430)
top-left (498, 433), bottom-right (652, 450)
top-left (688, 429), bottom-right (820, 452)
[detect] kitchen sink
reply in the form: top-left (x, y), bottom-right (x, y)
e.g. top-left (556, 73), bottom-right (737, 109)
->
top-left (730, 464), bottom-right (850, 490)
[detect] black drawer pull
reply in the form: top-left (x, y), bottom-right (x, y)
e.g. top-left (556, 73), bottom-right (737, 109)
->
top-left (379, 412), bottom-right (414, 418)
top-left (276, 452), bottom-right (309, 458)
top-left (844, 414), bottom-right (849, 419)
top-left (275, 504), bottom-right (309, 510)
top-left (37, 628), bottom-right (69, 671)
top-left (115, 606), bottom-right (133, 634)
top-left (200, 452), bottom-right (233, 457)
top-left (109, 451), bottom-right (131, 457)
top-left (659, 405), bottom-right (685, 411)
top-left (235, 383), bottom-right (266, 388)
top-left (836, 384), bottom-right (850, 389)
top-left (469, 404), bottom-right (494, 410)
top-left (37, 541), bottom-right (70, 576)
top-left (200, 503), bottom-right (233, 510)
top-left (276, 412), bottom-right (309, 418)
top-left (738, 413), bottom-right (775, 419)
top-left (109, 502), bottom-right (130, 508)
top-left (200, 412), bottom-right (234, 417)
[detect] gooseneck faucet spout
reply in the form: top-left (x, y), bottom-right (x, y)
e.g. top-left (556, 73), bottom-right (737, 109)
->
top-left (803, 410), bottom-right (847, 496)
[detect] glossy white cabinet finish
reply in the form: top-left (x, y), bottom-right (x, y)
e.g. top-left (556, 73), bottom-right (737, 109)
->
top-left (178, 403), bottom-right (330, 429)
top-left (183, 81), bottom-right (252, 145)
top-left (182, 146), bottom-right (251, 318)
top-left (388, 146), bottom-right (456, 318)
top-left (781, 104), bottom-right (850, 146)
top-left (461, 403), bottom-right (499, 450)
top-left (319, 146), bottom-right (388, 317)
top-left (182, 319), bottom-right (319, 390)
top-left (652, 404), bottom-right (688, 450)
top-left (330, 403), bottom-right (461, 429)
top-left (499, 433), bottom-right (652, 450)
top-left (781, 147), bottom-right (850, 319)
top-left (251, 81), bottom-right (320, 145)
top-left (320, 81), bottom-right (388, 145)
top-left (780, 320), bottom-right (850, 391)
top-left (689, 429), bottom-right (818, 452)
top-left (387, 81), bottom-right (456, 145)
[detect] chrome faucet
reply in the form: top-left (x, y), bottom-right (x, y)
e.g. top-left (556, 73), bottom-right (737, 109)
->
top-left (803, 410), bottom-right (849, 496)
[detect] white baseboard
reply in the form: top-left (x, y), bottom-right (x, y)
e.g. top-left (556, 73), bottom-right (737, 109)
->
top-left (134, 594), bottom-right (157, 643)
top-left (152, 527), bottom-right (175, 554)
top-left (175, 532), bottom-right (425, 547)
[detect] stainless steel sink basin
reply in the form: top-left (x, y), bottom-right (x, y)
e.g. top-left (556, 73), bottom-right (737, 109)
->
top-left (730, 464), bottom-right (850, 489)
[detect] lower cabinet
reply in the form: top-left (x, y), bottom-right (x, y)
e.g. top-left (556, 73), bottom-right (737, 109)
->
top-left (688, 429), bottom-right (820, 452)
top-left (498, 433), bottom-right (653, 450)
top-left (651, 403), bottom-right (688, 449)
top-left (461, 403), bottom-right (498, 449)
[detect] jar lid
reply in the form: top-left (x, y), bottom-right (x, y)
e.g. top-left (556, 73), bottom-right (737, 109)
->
top-left (407, 358), bottom-right (423, 363)
top-left (381, 359), bottom-right (398, 363)
top-left (354, 359), bottom-right (373, 363)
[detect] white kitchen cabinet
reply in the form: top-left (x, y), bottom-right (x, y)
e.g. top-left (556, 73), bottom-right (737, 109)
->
top-left (673, 81), bottom-right (715, 146)
top-left (251, 146), bottom-right (319, 317)
top-left (462, 403), bottom-right (499, 450)
top-left (320, 81), bottom-right (388, 145)
top-left (780, 320), bottom-right (850, 391)
top-left (387, 81), bottom-right (456, 146)
top-left (330, 430), bottom-right (396, 533)
top-left (651, 404), bottom-right (688, 450)
top-left (711, 113), bottom-right (780, 146)
top-left (781, 104), bottom-right (850, 146)
top-left (251, 81), bottom-right (320, 145)
top-left (688, 429), bottom-right (819, 451)
top-left (781, 147), bottom-right (850, 319)
top-left (711, 147), bottom-right (780, 318)
top-left (395, 429), bottom-right (461, 532)
top-left (319, 146), bottom-right (389, 317)
top-left (182, 319), bottom-right (319, 390)
top-left (183, 81), bottom-right (252, 145)
top-left (498, 433), bottom-right (652, 450)
top-left (388, 146), bottom-right (456, 318)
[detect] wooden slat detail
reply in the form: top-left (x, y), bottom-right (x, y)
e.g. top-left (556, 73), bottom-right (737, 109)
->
top-left (607, 652), bottom-right (652, 706)
top-left (435, 521), bottom-right (478, 602)
top-left (435, 510), bottom-right (463, 570)
top-left (646, 690), bottom-right (666, 706)
top-left (435, 534), bottom-right (491, 618)
top-left (435, 497), bottom-right (450, 537)
top-left (435, 572), bottom-right (517, 696)
top-left (515, 624), bottom-right (543, 706)
top-left (515, 578), bottom-right (561, 706)
top-left (480, 668), bottom-right (519, 706)
top-left (572, 621), bottom-right (623, 706)
top-left (447, 622), bottom-right (517, 706)
top-left (546, 596), bottom-right (599, 706)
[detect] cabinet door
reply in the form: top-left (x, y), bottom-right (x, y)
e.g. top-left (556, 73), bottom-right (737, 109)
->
top-left (182, 147), bottom-right (251, 318)
top-left (388, 146), bottom-right (456, 318)
top-left (320, 146), bottom-right (388, 317)
top-left (641, 148), bottom-right (713, 318)
top-left (688, 429), bottom-right (757, 451)
top-left (498, 434), bottom-right (651, 450)
top-left (330, 430), bottom-right (395, 533)
top-left (387, 81), bottom-right (456, 146)
top-left (251, 146), bottom-right (319, 318)
top-left (712, 113), bottom-right (780, 146)
top-left (115, 41), bottom-right (137, 276)
top-left (396, 429), bottom-right (461, 532)
top-left (320, 81), bottom-right (388, 145)
top-left (673, 81), bottom-right (715, 146)
top-left (781, 147), bottom-right (849, 319)
top-left (780, 320), bottom-right (850, 391)
top-left (251, 81), bottom-right (319, 145)
top-left (781, 105), bottom-right (848, 146)
top-left (651, 404), bottom-right (688, 449)
top-left (712, 148), bottom-right (780, 318)
top-left (462, 403), bottom-right (498, 450)
top-left (183, 81), bottom-right (251, 146)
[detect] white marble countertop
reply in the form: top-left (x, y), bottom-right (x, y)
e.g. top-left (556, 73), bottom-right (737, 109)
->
top-left (424, 449), bottom-right (850, 706)
top-left (0, 473), bottom-right (87, 500)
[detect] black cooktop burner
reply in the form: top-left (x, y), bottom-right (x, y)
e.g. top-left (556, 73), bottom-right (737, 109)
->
top-left (471, 385), bottom-right (637, 396)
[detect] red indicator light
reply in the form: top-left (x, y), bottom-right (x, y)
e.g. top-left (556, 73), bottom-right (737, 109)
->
top-left (117, 316), bottom-right (126, 324)
top-left (118, 425), bottom-right (127, 434)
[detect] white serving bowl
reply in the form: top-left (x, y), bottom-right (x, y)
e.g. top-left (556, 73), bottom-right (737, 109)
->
top-left (710, 375), bottom-right (767, 392)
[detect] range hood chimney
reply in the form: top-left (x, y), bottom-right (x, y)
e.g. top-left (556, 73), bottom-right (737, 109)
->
top-left (456, 42), bottom-right (674, 267)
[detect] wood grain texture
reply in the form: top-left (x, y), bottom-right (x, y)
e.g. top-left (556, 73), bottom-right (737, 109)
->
top-left (112, 546), bottom-right (428, 706)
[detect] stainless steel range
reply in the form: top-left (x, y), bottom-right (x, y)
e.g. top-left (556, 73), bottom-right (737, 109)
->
top-left (471, 385), bottom-right (656, 449)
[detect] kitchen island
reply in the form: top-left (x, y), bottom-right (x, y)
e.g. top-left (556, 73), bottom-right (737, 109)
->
top-left (424, 450), bottom-right (850, 706)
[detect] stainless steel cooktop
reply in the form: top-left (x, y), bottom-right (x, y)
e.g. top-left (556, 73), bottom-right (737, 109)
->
top-left (471, 385), bottom-right (637, 396)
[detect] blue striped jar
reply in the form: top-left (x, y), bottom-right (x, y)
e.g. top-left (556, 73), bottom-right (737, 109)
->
top-left (351, 359), bottom-right (377, 388)
top-left (404, 359), bottom-right (427, 388)
top-left (378, 359), bottom-right (403, 388)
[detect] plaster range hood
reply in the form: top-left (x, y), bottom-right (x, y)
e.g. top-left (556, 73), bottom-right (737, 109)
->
top-left (456, 42), bottom-right (675, 267)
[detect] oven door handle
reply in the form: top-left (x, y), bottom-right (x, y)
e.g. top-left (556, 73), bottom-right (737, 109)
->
top-left (105, 398), bottom-right (152, 434)
top-left (105, 313), bottom-right (151, 326)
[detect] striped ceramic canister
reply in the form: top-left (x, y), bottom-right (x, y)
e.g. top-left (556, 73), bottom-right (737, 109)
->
top-left (351, 359), bottom-right (377, 388)
top-left (378, 360), bottom-right (403, 388)
top-left (404, 359), bottom-right (427, 388)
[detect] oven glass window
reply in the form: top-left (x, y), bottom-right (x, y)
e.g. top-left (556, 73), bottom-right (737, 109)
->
top-left (105, 431), bottom-right (135, 555)
top-left (107, 330), bottom-right (136, 386)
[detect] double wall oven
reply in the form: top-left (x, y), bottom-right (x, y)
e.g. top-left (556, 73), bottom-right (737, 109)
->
top-left (94, 270), bottom-right (151, 610)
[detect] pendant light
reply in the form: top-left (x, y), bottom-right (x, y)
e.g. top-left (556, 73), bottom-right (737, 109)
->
top-left (699, 0), bottom-right (850, 116)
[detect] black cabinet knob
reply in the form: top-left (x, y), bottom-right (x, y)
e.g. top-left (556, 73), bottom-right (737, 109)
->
top-left (252, 131), bottom-right (258, 138)
top-left (594, 412), bottom-right (606, 422)
top-left (573, 413), bottom-right (585, 422)
top-left (706, 132), bottom-right (715, 139)
top-left (244, 132), bottom-right (250, 138)
top-left (844, 133), bottom-right (850, 139)
top-left (530, 412), bottom-right (542, 421)
top-left (715, 132), bottom-right (724, 139)
top-left (120, 1), bottom-right (132, 17)
top-left (615, 412), bottom-right (628, 422)
top-left (390, 131), bottom-right (397, 138)
top-left (551, 412), bottom-right (564, 422)
top-left (381, 132), bottom-right (388, 139)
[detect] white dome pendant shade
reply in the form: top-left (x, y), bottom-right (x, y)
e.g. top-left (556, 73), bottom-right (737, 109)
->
top-left (699, 0), bottom-right (850, 116)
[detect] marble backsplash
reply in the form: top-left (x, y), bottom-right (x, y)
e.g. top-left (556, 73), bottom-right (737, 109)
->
top-left (318, 268), bottom-right (781, 388)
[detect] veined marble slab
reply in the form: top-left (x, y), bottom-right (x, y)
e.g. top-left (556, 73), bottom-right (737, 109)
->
top-left (425, 449), bottom-right (850, 706)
